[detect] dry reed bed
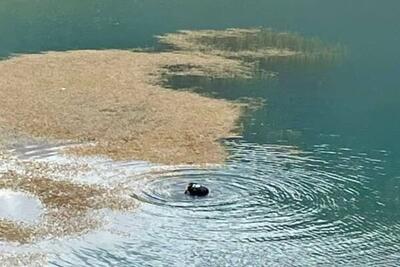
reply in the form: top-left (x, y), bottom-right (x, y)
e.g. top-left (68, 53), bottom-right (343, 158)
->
top-left (0, 50), bottom-right (250, 165)
top-left (157, 28), bottom-right (344, 63)
top-left (0, 28), bottom-right (342, 165)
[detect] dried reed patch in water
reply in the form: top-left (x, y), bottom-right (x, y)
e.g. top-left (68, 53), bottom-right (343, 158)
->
top-left (0, 172), bottom-right (131, 211)
top-left (0, 171), bottom-right (135, 243)
top-left (158, 28), bottom-right (344, 63)
top-left (0, 50), bottom-right (250, 164)
top-left (0, 220), bottom-right (35, 243)
top-left (0, 29), bottom-right (343, 164)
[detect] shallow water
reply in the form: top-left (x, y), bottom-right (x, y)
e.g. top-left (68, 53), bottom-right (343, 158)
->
top-left (0, 141), bottom-right (398, 266)
top-left (1, 0), bottom-right (400, 266)
top-left (0, 190), bottom-right (43, 224)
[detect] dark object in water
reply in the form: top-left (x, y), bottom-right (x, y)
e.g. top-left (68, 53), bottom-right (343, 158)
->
top-left (185, 183), bottom-right (209, 197)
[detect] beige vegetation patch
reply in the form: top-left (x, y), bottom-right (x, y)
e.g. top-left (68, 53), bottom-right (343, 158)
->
top-left (0, 50), bottom-right (250, 165)
top-left (0, 171), bottom-right (131, 212)
top-left (0, 28), bottom-right (342, 165)
top-left (0, 145), bottom-right (135, 245)
top-left (158, 28), bottom-right (344, 63)
top-left (0, 170), bottom-right (135, 243)
top-left (0, 219), bottom-right (35, 244)
top-left (158, 28), bottom-right (298, 58)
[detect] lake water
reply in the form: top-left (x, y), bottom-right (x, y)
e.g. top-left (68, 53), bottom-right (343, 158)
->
top-left (1, 0), bottom-right (400, 266)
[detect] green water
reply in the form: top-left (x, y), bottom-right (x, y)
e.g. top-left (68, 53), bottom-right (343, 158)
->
top-left (1, 0), bottom-right (400, 266)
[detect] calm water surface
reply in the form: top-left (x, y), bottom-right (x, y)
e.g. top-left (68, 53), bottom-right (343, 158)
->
top-left (1, 1), bottom-right (400, 266)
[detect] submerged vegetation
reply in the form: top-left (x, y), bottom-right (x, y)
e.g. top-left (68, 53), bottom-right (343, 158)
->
top-left (158, 28), bottom-right (345, 65)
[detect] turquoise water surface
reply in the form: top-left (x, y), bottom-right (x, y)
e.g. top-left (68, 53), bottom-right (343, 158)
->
top-left (1, 1), bottom-right (400, 266)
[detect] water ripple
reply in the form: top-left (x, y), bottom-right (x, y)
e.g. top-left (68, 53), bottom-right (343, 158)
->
top-left (2, 140), bottom-right (400, 266)
top-left (128, 141), bottom-right (377, 246)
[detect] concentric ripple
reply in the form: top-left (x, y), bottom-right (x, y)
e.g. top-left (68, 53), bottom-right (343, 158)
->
top-left (2, 140), bottom-right (399, 266)
top-left (128, 141), bottom-right (370, 244)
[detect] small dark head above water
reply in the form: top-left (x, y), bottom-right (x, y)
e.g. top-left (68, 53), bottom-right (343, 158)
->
top-left (185, 183), bottom-right (209, 197)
